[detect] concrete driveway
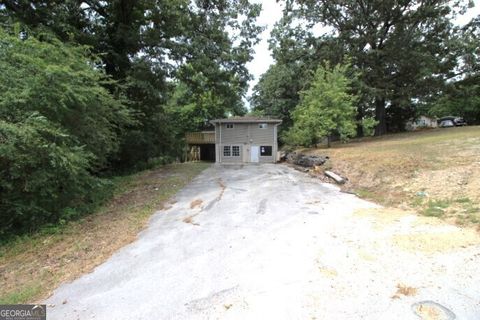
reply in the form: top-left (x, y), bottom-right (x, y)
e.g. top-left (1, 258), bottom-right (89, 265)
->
top-left (46, 164), bottom-right (480, 319)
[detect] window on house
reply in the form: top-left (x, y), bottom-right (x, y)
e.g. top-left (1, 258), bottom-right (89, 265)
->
top-left (223, 146), bottom-right (231, 157)
top-left (260, 146), bottom-right (272, 156)
top-left (258, 123), bottom-right (268, 129)
top-left (232, 146), bottom-right (240, 157)
top-left (226, 123), bottom-right (234, 129)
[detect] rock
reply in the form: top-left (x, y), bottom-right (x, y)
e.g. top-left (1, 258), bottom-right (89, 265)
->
top-left (286, 152), bottom-right (329, 167)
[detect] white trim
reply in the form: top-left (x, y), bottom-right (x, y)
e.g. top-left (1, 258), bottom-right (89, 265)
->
top-left (219, 123), bottom-right (222, 163)
top-left (222, 144), bottom-right (242, 158)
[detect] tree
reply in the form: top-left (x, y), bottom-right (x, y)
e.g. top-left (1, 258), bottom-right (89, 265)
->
top-left (284, 63), bottom-right (358, 147)
top-left (0, 31), bottom-right (130, 237)
top-left (0, 30), bottom-right (131, 169)
top-left (423, 15), bottom-right (480, 124)
top-left (288, 0), bottom-right (466, 135)
top-left (1, 0), bottom-right (263, 168)
top-left (251, 13), bottom-right (350, 133)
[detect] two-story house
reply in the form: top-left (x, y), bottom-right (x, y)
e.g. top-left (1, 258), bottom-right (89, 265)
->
top-left (210, 117), bottom-right (282, 163)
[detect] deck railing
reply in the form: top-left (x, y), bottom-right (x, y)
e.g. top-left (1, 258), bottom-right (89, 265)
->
top-left (185, 131), bottom-right (215, 144)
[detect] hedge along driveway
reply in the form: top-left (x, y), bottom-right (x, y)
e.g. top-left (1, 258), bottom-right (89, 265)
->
top-left (0, 162), bottom-right (211, 304)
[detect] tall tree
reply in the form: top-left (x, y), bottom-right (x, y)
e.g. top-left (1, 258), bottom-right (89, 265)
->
top-left (286, 0), bottom-right (465, 135)
top-left (1, 0), bottom-right (262, 167)
top-left (425, 15), bottom-right (480, 124)
top-left (285, 63), bottom-right (358, 147)
top-left (251, 14), bottom-right (344, 129)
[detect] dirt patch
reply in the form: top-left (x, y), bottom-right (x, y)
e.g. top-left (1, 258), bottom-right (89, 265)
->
top-left (353, 207), bottom-right (480, 253)
top-left (318, 267), bottom-right (338, 278)
top-left (190, 199), bottom-right (203, 209)
top-left (392, 283), bottom-right (417, 299)
top-left (353, 207), bottom-right (412, 225)
top-left (392, 229), bottom-right (480, 254)
top-left (218, 178), bottom-right (226, 201)
top-left (183, 214), bottom-right (200, 226)
top-left (0, 162), bottom-right (210, 304)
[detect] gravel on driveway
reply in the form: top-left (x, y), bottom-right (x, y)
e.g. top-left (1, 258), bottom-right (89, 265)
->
top-left (46, 164), bottom-right (480, 319)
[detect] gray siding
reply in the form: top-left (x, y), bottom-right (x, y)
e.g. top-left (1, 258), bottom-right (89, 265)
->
top-left (215, 122), bottom-right (278, 163)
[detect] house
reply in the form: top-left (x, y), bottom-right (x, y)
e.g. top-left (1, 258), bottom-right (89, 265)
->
top-left (210, 117), bottom-right (282, 163)
top-left (405, 115), bottom-right (438, 131)
top-left (185, 117), bottom-right (282, 163)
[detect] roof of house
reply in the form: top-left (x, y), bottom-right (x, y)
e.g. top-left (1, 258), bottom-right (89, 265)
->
top-left (210, 116), bottom-right (282, 124)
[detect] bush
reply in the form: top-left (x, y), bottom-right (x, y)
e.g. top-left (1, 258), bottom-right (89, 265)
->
top-left (0, 31), bottom-right (129, 239)
top-left (0, 30), bottom-right (131, 170)
top-left (0, 115), bottom-right (110, 237)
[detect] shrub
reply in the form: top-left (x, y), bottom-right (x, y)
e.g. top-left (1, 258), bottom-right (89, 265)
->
top-left (0, 115), bottom-right (109, 237)
top-left (0, 31), bottom-right (129, 238)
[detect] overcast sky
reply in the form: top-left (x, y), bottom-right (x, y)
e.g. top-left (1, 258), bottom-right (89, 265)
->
top-left (245, 0), bottom-right (479, 102)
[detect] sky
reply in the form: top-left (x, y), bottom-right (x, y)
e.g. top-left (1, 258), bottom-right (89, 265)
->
top-left (245, 0), bottom-right (284, 99)
top-left (245, 0), bottom-right (480, 103)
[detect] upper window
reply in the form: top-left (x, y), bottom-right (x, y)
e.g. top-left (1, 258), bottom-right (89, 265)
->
top-left (258, 123), bottom-right (268, 129)
top-left (226, 123), bottom-right (234, 129)
top-left (223, 146), bottom-right (231, 157)
top-left (232, 146), bottom-right (240, 157)
top-left (260, 146), bottom-right (272, 156)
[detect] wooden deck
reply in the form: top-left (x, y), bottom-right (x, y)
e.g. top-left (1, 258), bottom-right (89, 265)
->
top-left (185, 131), bottom-right (215, 144)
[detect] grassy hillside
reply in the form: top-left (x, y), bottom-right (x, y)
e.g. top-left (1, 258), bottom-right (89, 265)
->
top-left (305, 126), bottom-right (480, 228)
top-left (0, 162), bottom-right (210, 304)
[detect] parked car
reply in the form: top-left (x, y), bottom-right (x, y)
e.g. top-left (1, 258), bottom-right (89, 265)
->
top-left (453, 117), bottom-right (467, 126)
top-left (438, 116), bottom-right (467, 127)
top-left (439, 119), bottom-right (455, 128)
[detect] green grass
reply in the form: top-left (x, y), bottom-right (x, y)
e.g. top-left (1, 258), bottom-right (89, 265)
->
top-left (421, 199), bottom-right (451, 217)
top-left (0, 283), bottom-right (43, 304)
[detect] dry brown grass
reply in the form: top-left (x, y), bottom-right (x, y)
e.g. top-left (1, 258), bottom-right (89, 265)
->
top-left (0, 162), bottom-right (210, 304)
top-left (306, 126), bottom-right (480, 228)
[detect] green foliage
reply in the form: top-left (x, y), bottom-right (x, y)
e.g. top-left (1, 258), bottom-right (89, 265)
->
top-left (0, 31), bottom-right (132, 169)
top-left (428, 83), bottom-right (480, 124)
top-left (0, 114), bottom-right (110, 237)
top-left (284, 63), bottom-right (358, 146)
top-left (0, 1), bottom-right (263, 238)
top-left (361, 118), bottom-right (379, 137)
top-left (260, 0), bottom-right (469, 135)
top-left (2, 0), bottom-right (262, 170)
top-left (0, 31), bottom-right (129, 238)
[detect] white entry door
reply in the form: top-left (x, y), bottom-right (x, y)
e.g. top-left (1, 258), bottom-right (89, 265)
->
top-left (250, 145), bottom-right (260, 163)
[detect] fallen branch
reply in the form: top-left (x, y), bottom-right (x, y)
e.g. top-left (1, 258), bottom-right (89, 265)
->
top-left (325, 170), bottom-right (346, 184)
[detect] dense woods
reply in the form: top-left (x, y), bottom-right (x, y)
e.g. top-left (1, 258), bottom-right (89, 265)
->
top-left (0, 0), bottom-right (479, 238)
top-left (251, 0), bottom-right (480, 136)
top-left (0, 0), bottom-right (262, 238)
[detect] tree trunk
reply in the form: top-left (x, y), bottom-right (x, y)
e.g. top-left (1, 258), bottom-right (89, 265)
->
top-left (356, 107), bottom-right (364, 137)
top-left (374, 97), bottom-right (387, 136)
top-left (327, 135), bottom-right (331, 148)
